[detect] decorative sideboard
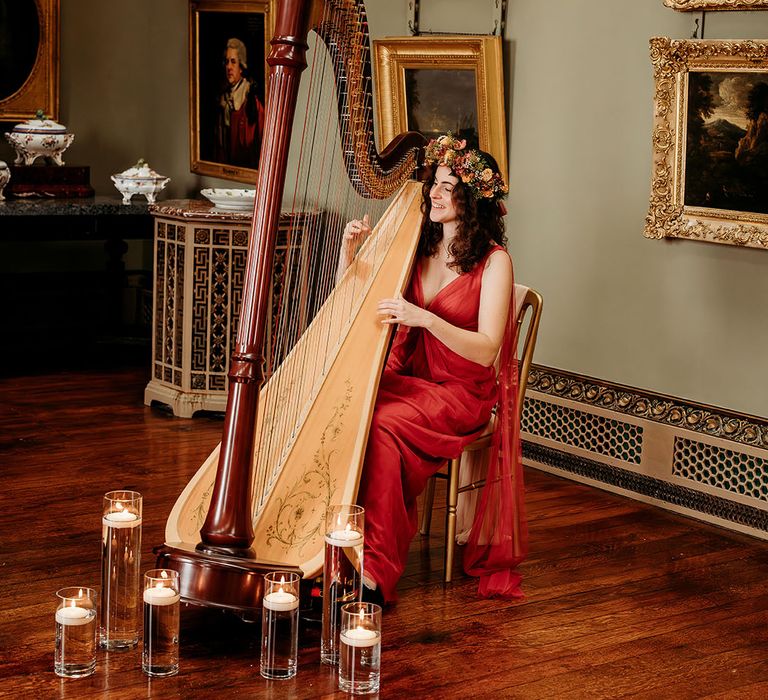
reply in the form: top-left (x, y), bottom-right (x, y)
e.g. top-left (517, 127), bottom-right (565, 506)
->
top-left (0, 197), bottom-right (152, 371)
top-left (144, 200), bottom-right (315, 417)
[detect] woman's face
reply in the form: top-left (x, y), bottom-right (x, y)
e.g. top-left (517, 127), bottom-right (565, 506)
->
top-left (429, 165), bottom-right (459, 226)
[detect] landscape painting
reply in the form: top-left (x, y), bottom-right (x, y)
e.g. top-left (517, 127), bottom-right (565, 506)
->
top-left (404, 68), bottom-right (479, 149)
top-left (645, 37), bottom-right (768, 249)
top-left (685, 71), bottom-right (768, 215)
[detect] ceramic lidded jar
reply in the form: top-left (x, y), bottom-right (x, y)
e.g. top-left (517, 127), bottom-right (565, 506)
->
top-left (0, 161), bottom-right (9, 201)
top-left (110, 159), bottom-right (170, 204)
top-left (4, 110), bottom-right (75, 166)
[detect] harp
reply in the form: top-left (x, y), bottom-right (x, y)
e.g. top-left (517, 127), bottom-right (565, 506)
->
top-left (156, 0), bottom-right (426, 614)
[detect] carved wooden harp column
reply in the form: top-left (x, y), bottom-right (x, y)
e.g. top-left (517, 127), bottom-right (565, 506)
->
top-left (156, 0), bottom-right (425, 615)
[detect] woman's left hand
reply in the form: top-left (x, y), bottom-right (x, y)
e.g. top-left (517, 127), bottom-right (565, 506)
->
top-left (377, 295), bottom-right (430, 327)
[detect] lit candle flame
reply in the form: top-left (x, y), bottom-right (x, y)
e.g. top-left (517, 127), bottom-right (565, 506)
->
top-left (345, 522), bottom-right (352, 534)
top-left (160, 570), bottom-right (169, 579)
top-left (155, 582), bottom-right (164, 590)
top-left (115, 502), bottom-right (124, 512)
top-left (279, 574), bottom-right (286, 594)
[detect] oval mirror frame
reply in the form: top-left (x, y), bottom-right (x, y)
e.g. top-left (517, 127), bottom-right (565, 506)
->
top-left (0, 0), bottom-right (60, 121)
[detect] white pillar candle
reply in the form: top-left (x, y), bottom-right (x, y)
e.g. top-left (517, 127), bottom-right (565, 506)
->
top-left (55, 605), bottom-right (92, 626)
top-left (340, 626), bottom-right (380, 648)
top-left (103, 509), bottom-right (141, 529)
top-left (324, 528), bottom-right (363, 548)
top-left (143, 586), bottom-right (180, 606)
top-left (263, 589), bottom-right (299, 612)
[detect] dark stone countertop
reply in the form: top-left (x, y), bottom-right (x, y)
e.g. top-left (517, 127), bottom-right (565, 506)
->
top-left (0, 196), bottom-right (150, 217)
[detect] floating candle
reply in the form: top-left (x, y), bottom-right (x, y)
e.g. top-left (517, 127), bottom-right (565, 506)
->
top-left (340, 626), bottom-right (380, 648)
top-left (263, 588), bottom-right (299, 612)
top-left (143, 585), bottom-right (180, 606)
top-left (324, 523), bottom-right (363, 548)
top-left (55, 604), bottom-right (92, 626)
top-left (102, 507), bottom-right (141, 529)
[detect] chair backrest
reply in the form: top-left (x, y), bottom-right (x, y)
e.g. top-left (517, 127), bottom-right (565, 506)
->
top-left (513, 284), bottom-right (543, 420)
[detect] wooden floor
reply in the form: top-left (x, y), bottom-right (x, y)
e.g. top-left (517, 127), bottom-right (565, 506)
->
top-left (2, 367), bottom-right (768, 699)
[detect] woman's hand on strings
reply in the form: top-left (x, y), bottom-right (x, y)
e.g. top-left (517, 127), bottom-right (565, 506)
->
top-left (377, 295), bottom-right (430, 328)
top-left (336, 214), bottom-right (371, 283)
top-left (341, 214), bottom-right (371, 263)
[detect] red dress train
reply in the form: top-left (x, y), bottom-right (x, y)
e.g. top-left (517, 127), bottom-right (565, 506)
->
top-left (357, 245), bottom-right (528, 603)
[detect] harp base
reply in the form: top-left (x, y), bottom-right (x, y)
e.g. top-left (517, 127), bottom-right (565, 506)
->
top-left (195, 542), bottom-right (258, 559)
top-left (154, 542), bottom-right (303, 620)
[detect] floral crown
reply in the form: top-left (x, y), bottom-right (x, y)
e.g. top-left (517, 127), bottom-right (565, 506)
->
top-left (423, 134), bottom-right (508, 201)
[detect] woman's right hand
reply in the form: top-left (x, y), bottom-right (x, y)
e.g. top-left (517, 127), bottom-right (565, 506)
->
top-left (336, 214), bottom-right (371, 283)
top-left (340, 214), bottom-right (371, 263)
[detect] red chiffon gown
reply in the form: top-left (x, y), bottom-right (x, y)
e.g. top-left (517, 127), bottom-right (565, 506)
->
top-left (357, 245), bottom-right (528, 603)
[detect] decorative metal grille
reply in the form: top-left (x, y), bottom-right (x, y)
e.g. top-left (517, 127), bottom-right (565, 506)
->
top-left (673, 437), bottom-right (768, 502)
top-left (522, 397), bottom-right (643, 464)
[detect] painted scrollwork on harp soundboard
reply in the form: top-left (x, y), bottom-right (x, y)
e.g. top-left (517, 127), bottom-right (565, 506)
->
top-left (265, 380), bottom-right (353, 555)
top-left (645, 37), bottom-right (768, 250)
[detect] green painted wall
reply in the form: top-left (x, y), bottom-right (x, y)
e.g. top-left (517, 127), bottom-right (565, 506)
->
top-left (502, 2), bottom-right (768, 417)
top-left (1, 1), bottom-right (766, 417)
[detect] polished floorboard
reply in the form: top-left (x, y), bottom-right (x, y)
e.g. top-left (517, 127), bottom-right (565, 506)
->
top-left (1, 367), bottom-right (768, 699)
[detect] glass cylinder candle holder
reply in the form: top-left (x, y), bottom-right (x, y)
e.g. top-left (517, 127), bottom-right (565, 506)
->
top-left (99, 490), bottom-right (142, 650)
top-left (260, 571), bottom-right (300, 680)
top-left (142, 569), bottom-right (180, 677)
top-left (54, 587), bottom-right (97, 678)
top-left (321, 504), bottom-right (364, 665)
top-left (339, 602), bottom-right (381, 695)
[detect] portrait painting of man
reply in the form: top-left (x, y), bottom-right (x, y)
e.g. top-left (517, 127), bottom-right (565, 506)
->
top-left (191, 2), bottom-right (271, 181)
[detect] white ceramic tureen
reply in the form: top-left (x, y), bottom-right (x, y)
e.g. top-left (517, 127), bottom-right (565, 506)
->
top-left (4, 111), bottom-right (75, 166)
top-left (111, 159), bottom-right (170, 204)
top-left (0, 161), bottom-right (9, 201)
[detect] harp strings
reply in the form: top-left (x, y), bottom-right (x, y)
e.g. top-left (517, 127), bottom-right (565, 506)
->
top-left (251, 0), bottom-right (393, 513)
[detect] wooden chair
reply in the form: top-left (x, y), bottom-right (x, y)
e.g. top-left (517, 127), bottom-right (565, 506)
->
top-left (419, 284), bottom-right (543, 583)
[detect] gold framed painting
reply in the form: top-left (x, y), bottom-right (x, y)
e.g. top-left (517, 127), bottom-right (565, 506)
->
top-left (0, 0), bottom-right (59, 121)
top-left (189, 0), bottom-right (275, 183)
top-left (645, 37), bottom-right (768, 250)
top-left (664, 1), bottom-right (768, 9)
top-left (373, 35), bottom-right (507, 179)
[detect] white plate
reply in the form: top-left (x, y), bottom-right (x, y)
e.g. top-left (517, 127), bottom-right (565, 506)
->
top-left (200, 188), bottom-right (256, 211)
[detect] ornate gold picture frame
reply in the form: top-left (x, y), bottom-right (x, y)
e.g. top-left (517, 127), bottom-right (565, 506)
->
top-left (373, 35), bottom-right (507, 179)
top-left (189, 0), bottom-right (275, 183)
top-left (664, 1), bottom-right (768, 9)
top-left (0, 0), bottom-right (59, 121)
top-left (645, 37), bottom-right (768, 250)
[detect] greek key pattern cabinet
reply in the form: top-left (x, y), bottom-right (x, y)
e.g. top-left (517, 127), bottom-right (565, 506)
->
top-left (144, 200), bottom-right (312, 417)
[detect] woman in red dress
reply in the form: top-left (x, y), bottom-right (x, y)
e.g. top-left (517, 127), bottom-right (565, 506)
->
top-left (341, 135), bottom-right (527, 604)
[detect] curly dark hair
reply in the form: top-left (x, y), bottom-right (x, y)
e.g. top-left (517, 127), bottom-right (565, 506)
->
top-left (417, 151), bottom-right (507, 274)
